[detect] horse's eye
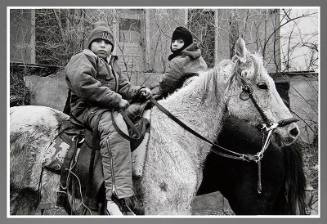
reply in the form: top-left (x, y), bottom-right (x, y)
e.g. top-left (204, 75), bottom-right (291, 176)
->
top-left (257, 82), bottom-right (268, 90)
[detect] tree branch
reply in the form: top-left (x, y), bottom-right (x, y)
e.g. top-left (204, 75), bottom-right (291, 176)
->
top-left (262, 11), bottom-right (318, 58)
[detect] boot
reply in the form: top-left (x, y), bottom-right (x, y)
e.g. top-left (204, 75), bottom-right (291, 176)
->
top-left (120, 197), bottom-right (137, 215)
top-left (106, 200), bottom-right (123, 216)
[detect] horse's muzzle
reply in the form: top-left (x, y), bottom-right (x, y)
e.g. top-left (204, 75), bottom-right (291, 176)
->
top-left (272, 122), bottom-right (300, 147)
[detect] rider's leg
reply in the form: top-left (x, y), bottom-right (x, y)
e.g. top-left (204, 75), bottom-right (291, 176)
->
top-left (87, 110), bottom-right (134, 215)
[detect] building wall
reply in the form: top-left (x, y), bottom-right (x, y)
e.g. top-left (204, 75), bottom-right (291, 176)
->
top-left (10, 9), bottom-right (35, 64)
top-left (114, 9), bottom-right (146, 79)
top-left (215, 9), bottom-right (231, 64)
top-left (289, 74), bottom-right (318, 144)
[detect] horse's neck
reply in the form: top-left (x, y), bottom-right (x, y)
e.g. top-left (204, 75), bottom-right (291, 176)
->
top-left (157, 69), bottom-right (229, 155)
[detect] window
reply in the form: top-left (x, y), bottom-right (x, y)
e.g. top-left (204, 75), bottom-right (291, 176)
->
top-left (119, 18), bottom-right (141, 43)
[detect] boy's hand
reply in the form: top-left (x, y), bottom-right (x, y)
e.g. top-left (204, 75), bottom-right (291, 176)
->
top-left (118, 99), bottom-right (129, 110)
top-left (139, 88), bottom-right (152, 100)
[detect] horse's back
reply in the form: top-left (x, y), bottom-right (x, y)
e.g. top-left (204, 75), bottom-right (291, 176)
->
top-left (10, 105), bottom-right (68, 160)
top-left (10, 105), bottom-right (68, 131)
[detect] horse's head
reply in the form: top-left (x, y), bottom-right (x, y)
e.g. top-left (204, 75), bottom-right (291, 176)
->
top-left (225, 38), bottom-right (300, 147)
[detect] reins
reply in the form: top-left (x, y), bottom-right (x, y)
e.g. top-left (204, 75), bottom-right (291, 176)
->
top-left (149, 96), bottom-right (297, 163)
top-left (111, 111), bottom-right (142, 141)
top-left (149, 97), bottom-right (258, 162)
top-left (150, 95), bottom-right (297, 194)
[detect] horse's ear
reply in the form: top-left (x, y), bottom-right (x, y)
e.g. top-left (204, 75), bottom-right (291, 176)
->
top-left (234, 38), bottom-right (248, 63)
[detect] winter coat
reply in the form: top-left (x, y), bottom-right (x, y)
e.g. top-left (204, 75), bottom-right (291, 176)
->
top-left (65, 49), bottom-right (142, 120)
top-left (158, 43), bottom-right (208, 98)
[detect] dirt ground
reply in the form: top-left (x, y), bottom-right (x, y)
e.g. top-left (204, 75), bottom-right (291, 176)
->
top-left (191, 192), bottom-right (234, 215)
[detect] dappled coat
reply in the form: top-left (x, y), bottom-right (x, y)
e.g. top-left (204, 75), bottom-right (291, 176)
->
top-left (158, 43), bottom-right (208, 98)
top-left (65, 49), bottom-right (142, 120)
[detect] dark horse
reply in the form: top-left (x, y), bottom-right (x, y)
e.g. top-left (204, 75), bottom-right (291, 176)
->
top-left (197, 116), bottom-right (307, 215)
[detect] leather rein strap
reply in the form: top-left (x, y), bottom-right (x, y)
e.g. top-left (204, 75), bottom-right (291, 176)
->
top-left (149, 97), bottom-right (258, 162)
top-left (111, 111), bottom-right (142, 141)
top-left (149, 96), bottom-right (298, 163)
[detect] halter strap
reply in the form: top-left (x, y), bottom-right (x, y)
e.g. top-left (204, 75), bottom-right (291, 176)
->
top-left (239, 76), bottom-right (273, 126)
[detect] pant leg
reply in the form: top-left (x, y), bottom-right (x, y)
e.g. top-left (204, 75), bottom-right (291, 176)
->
top-left (87, 110), bottom-right (134, 200)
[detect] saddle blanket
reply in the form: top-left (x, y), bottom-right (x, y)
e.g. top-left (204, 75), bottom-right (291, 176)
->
top-left (43, 110), bottom-right (151, 178)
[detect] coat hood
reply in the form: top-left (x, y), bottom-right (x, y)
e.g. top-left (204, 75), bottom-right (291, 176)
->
top-left (168, 43), bottom-right (202, 61)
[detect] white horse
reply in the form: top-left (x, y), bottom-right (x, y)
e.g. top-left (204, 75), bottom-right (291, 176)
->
top-left (10, 38), bottom-right (299, 215)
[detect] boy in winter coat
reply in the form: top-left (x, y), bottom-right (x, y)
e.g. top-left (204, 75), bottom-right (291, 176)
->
top-left (157, 26), bottom-right (208, 98)
top-left (65, 21), bottom-right (151, 215)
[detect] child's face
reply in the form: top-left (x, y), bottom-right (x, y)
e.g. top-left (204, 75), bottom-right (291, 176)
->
top-left (171, 39), bottom-right (184, 52)
top-left (90, 39), bottom-right (113, 58)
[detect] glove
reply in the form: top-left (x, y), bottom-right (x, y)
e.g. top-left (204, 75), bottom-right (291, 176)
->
top-left (118, 99), bottom-right (129, 110)
top-left (139, 87), bottom-right (152, 100)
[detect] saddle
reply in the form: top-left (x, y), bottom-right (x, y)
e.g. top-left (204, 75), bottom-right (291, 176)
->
top-left (56, 105), bottom-right (150, 214)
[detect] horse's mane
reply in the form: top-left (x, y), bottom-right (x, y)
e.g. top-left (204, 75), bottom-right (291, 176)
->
top-left (202, 53), bottom-right (267, 96)
top-left (283, 143), bottom-right (307, 214)
top-left (250, 53), bottom-right (267, 81)
top-left (172, 59), bottom-right (236, 102)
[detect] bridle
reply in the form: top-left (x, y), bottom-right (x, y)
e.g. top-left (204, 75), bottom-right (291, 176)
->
top-left (235, 70), bottom-right (298, 193)
top-left (149, 60), bottom-right (298, 194)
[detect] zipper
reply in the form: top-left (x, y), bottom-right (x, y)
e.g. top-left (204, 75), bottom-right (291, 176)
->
top-left (103, 58), bottom-right (119, 92)
top-left (104, 57), bottom-right (119, 197)
top-left (109, 58), bottom-right (119, 92)
top-left (106, 138), bottom-right (117, 196)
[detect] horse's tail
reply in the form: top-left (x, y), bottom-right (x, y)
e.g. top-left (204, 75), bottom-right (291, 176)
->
top-left (283, 144), bottom-right (307, 215)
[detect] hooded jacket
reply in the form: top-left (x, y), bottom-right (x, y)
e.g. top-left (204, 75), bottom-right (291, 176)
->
top-left (65, 49), bottom-right (142, 119)
top-left (158, 43), bottom-right (208, 98)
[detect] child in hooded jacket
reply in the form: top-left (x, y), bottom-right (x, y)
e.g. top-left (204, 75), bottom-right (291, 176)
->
top-left (157, 26), bottom-right (208, 98)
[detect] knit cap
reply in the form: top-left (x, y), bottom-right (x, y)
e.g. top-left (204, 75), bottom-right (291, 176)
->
top-left (87, 21), bottom-right (114, 51)
top-left (171, 26), bottom-right (193, 50)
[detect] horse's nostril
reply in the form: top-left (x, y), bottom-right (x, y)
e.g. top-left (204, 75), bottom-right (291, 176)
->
top-left (290, 127), bottom-right (299, 137)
